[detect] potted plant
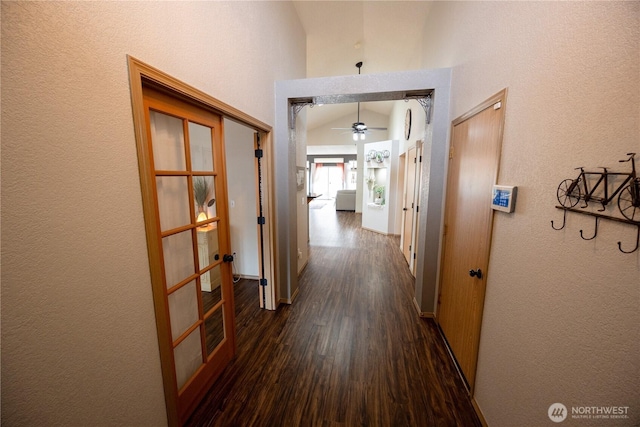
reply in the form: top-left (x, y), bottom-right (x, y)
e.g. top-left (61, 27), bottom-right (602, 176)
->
top-left (373, 185), bottom-right (384, 205)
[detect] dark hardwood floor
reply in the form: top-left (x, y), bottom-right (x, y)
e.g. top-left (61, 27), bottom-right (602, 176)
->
top-left (187, 200), bottom-right (481, 427)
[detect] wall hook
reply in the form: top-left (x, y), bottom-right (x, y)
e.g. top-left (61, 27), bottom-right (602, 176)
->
top-left (551, 209), bottom-right (567, 230)
top-left (579, 217), bottom-right (599, 240)
top-left (617, 225), bottom-right (639, 254)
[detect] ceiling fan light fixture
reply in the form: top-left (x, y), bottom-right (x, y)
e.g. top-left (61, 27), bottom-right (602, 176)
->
top-left (330, 62), bottom-right (386, 138)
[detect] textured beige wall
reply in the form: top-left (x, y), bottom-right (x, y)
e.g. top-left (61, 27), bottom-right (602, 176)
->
top-left (1, 2), bottom-right (305, 425)
top-left (422, 2), bottom-right (639, 425)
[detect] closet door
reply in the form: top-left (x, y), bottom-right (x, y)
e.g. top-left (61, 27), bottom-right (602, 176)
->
top-left (402, 145), bottom-right (417, 266)
top-left (401, 141), bottom-right (422, 274)
top-left (437, 91), bottom-right (506, 390)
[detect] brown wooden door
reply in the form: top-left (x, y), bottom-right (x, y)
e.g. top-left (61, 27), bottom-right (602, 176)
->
top-left (437, 90), bottom-right (506, 390)
top-left (402, 145), bottom-right (418, 265)
top-left (142, 87), bottom-right (236, 424)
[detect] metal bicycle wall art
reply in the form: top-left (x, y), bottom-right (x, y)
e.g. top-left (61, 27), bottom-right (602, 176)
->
top-left (552, 152), bottom-right (640, 254)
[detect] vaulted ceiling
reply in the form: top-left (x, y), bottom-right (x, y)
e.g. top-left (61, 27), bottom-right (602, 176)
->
top-left (292, 1), bottom-right (433, 132)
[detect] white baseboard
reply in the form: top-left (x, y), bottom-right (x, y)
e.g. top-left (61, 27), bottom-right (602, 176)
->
top-left (412, 297), bottom-right (434, 318)
top-left (234, 274), bottom-right (259, 281)
top-left (279, 286), bottom-right (300, 305)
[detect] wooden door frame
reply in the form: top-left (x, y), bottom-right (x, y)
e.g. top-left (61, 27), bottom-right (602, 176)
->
top-left (436, 88), bottom-right (507, 394)
top-left (127, 56), bottom-right (277, 425)
top-left (254, 131), bottom-right (278, 309)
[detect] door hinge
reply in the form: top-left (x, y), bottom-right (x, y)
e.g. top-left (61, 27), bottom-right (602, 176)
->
top-left (449, 147), bottom-right (454, 159)
top-left (409, 245), bottom-right (412, 252)
top-left (257, 216), bottom-right (265, 224)
top-left (416, 205), bottom-right (419, 213)
top-left (255, 149), bottom-right (263, 158)
top-left (411, 202), bottom-right (414, 208)
top-left (444, 224), bottom-right (448, 236)
top-left (260, 278), bottom-right (268, 287)
top-left (413, 252), bottom-right (416, 259)
top-left (419, 155), bottom-right (422, 162)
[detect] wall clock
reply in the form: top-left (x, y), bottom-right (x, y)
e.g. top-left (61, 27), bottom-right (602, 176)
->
top-left (405, 108), bottom-right (412, 140)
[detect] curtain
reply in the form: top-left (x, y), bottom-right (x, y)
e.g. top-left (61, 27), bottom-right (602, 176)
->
top-left (312, 163), bottom-right (323, 194)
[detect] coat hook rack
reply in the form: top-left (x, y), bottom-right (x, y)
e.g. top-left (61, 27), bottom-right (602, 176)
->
top-left (551, 207), bottom-right (640, 254)
top-left (579, 217), bottom-right (599, 241)
top-left (551, 153), bottom-right (640, 254)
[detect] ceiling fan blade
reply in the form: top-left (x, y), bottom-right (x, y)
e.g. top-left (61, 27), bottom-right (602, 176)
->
top-left (331, 127), bottom-right (354, 130)
top-left (368, 127), bottom-right (388, 131)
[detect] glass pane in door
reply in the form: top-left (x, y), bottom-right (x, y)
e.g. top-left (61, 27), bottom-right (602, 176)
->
top-left (201, 271), bottom-right (222, 312)
top-left (204, 308), bottom-right (225, 355)
top-left (196, 223), bottom-right (219, 273)
top-left (311, 164), bottom-right (326, 197)
top-left (162, 230), bottom-right (195, 289)
top-left (150, 111), bottom-right (186, 171)
top-left (174, 328), bottom-right (203, 390)
top-left (193, 176), bottom-right (217, 221)
top-left (167, 280), bottom-right (199, 340)
top-left (157, 176), bottom-right (191, 231)
top-left (189, 122), bottom-right (214, 172)
top-left (327, 165), bottom-right (345, 198)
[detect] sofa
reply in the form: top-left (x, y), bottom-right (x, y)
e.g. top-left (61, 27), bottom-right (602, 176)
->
top-left (335, 189), bottom-right (356, 211)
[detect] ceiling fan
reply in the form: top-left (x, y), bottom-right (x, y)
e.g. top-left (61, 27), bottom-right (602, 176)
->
top-left (332, 62), bottom-right (388, 141)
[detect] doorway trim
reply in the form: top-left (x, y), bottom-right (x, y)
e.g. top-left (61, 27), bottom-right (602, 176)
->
top-left (127, 56), bottom-right (277, 425)
top-left (274, 69), bottom-right (452, 311)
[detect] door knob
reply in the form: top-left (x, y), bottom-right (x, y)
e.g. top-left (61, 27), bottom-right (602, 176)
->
top-left (469, 268), bottom-right (483, 279)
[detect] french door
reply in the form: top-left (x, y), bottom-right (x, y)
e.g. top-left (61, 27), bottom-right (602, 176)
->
top-left (142, 86), bottom-right (235, 424)
top-left (311, 164), bottom-right (345, 197)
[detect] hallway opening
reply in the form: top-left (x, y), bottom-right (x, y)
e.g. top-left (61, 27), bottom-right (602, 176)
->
top-left (187, 204), bottom-right (480, 426)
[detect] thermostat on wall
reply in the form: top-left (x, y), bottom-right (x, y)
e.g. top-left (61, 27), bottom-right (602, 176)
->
top-left (491, 185), bottom-right (517, 213)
